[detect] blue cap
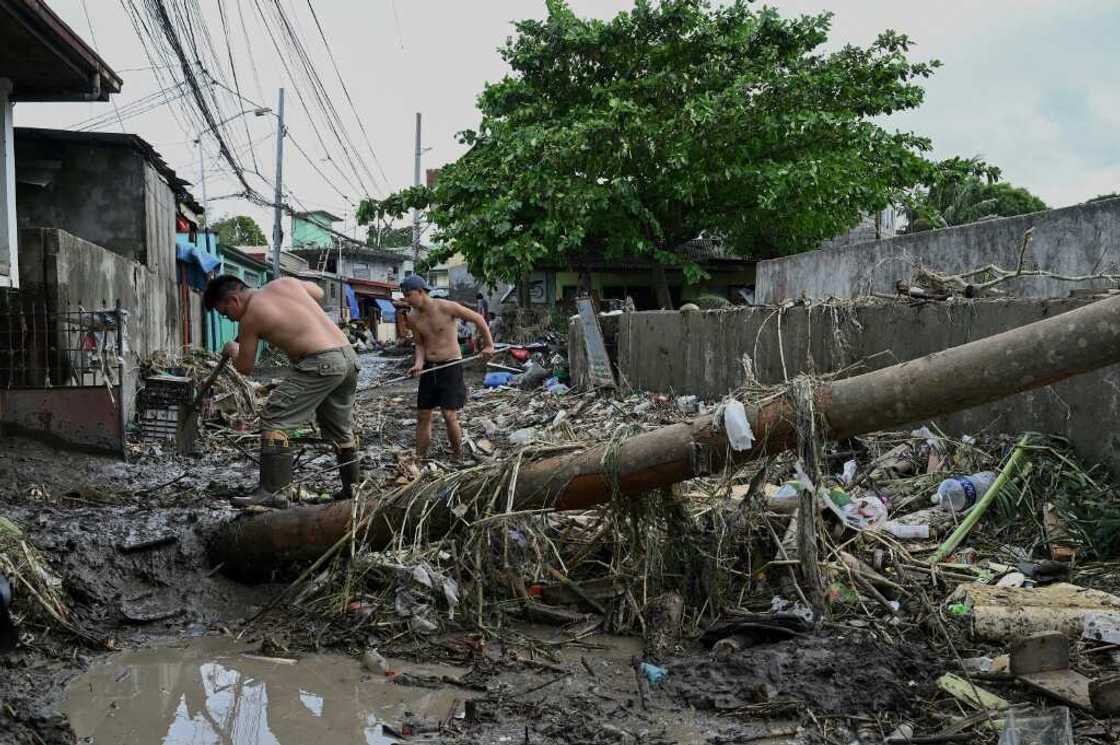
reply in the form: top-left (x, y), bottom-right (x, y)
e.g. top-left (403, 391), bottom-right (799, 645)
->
top-left (401, 275), bottom-right (430, 293)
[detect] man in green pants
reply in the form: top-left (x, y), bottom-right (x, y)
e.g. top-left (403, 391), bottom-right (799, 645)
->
top-left (204, 274), bottom-right (361, 508)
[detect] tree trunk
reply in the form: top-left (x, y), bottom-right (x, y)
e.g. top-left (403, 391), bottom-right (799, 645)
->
top-left (210, 294), bottom-right (1120, 573)
top-left (652, 265), bottom-right (673, 310)
top-left (518, 275), bottom-right (531, 307)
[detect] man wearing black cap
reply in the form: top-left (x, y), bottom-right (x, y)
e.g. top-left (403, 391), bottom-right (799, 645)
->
top-left (401, 275), bottom-right (495, 459)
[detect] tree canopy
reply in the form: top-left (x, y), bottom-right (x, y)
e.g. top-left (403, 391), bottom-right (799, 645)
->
top-left (905, 158), bottom-right (1047, 232)
top-left (360, 0), bottom-right (958, 284)
top-left (366, 224), bottom-right (413, 248)
top-left (211, 215), bottom-right (267, 247)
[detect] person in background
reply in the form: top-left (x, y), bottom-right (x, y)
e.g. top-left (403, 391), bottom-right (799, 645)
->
top-left (401, 276), bottom-right (495, 460)
top-left (476, 292), bottom-right (490, 320)
top-left (488, 312), bottom-right (504, 342)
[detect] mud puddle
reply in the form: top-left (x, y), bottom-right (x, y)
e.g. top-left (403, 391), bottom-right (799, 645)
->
top-left (64, 637), bottom-right (466, 744)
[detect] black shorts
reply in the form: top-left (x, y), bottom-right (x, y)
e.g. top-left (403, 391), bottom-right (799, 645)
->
top-left (417, 360), bottom-right (467, 411)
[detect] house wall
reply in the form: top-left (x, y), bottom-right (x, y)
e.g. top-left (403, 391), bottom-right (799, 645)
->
top-left (144, 161), bottom-right (177, 278)
top-left (18, 227), bottom-right (182, 424)
top-left (552, 266), bottom-right (756, 309)
top-left (339, 254), bottom-right (400, 284)
top-left (569, 299), bottom-right (1120, 477)
top-left (15, 139), bottom-right (151, 265)
top-left (291, 215), bottom-right (333, 249)
top-left (755, 198), bottom-right (1120, 304)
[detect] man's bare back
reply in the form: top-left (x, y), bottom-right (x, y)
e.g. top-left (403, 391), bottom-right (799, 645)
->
top-left (238, 278), bottom-right (348, 361)
top-left (407, 298), bottom-right (466, 362)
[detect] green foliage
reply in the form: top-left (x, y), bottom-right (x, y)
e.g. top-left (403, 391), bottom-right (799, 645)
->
top-left (360, 0), bottom-right (948, 284)
top-left (905, 157), bottom-right (1047, 232)
top-left (211, 215), bottom-right (267, 246)
top-left (366, 224), bottom-right (414, 248)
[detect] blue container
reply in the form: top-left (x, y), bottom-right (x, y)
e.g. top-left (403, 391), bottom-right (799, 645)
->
top-left (484, 372), bottom-right (515, 388)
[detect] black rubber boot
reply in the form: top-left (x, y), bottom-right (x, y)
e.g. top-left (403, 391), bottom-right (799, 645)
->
top-left (336, 447), bottom-right (360, 501)
top-left (232, 440), bottom-right (292, 508)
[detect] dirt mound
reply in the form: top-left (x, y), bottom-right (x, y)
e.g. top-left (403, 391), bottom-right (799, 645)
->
top-left (667, 632), bottom-right (935, 715)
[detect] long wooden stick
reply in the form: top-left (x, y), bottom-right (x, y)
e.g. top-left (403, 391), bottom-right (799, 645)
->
top-left (358, 344), bottom-right (513, 394)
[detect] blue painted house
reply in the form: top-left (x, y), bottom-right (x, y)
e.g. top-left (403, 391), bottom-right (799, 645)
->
top-left (175, 232), bottom-right (275, 356)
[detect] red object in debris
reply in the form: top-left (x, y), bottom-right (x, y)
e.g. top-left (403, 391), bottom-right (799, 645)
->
top-left (510, 348), bottom-right (531, 362)
top-left (528, 584), bottom-right (543, 597)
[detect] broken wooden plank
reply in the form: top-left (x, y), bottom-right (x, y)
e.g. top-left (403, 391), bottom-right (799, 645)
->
top-left (937, 673), bottom-right (1010, 711)
top-left (1019, 670), bottom-right (1092, 710)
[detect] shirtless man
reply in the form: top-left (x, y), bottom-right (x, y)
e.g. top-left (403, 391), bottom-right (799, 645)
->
top-left (203, 275), bottom-right (361, 508)
top-left (401, 275), bottom-right (495, 459)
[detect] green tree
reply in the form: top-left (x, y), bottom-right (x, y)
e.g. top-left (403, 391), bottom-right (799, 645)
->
top-left (905, 158), bottom-right (1047, 232)
top-left (1088, 193), bottom-right (1120, 204)
top-left (359, 0), bottom-right (951, 305)
top-left (211, 215), bottom-right (267, 246)
top-left (366, 224), bottom-right (414, 248)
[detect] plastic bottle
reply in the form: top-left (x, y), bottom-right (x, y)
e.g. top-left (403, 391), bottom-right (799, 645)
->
top-left (884, 521), bottom-right (930, 540)
top-left (931, 471), bottom-right (997, 512)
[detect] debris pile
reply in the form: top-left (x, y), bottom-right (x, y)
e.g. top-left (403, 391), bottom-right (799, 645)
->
top-left (231, 366), bottom-right (1120, 742)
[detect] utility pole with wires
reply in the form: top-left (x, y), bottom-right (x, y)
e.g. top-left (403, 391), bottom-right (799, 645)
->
top-left (196, 139), bottom-right (208, 223)
top-left (271, 88), bottom-right (286, 275)
top-left (412, 111), bottom-right (427, 267)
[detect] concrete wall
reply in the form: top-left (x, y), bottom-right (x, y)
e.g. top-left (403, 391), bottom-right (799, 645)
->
top-left (19, 227), bottom-right (181, 363)
top-left (144, 161), bottom-right (177, 278)
top-left (16, 138), bottom-right (149, 264)
top-left (756, 198), bottom-right (1120, 304)
top-left (0, 385), bottom-right (125, 454)
top-left (570, 299), bottom-right (1120, 476)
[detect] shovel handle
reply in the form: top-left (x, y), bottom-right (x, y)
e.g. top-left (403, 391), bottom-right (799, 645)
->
top-left (187, 351), bottom-right (232, 412)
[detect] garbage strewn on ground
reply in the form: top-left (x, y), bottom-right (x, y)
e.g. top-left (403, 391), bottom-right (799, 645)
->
top-left (245, 363), bottom-right (1120, 742)
top-left (10, 342), bottom-right (1120, 743)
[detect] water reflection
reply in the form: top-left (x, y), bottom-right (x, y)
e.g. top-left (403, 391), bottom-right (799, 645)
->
top-left (65, 638), bottom-right (462, 744)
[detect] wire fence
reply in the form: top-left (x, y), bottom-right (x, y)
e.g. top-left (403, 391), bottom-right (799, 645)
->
top-left (0, 290), bottom-right (127, 389)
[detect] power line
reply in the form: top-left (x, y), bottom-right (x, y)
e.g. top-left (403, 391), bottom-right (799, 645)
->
top-left (389, 0), bottom-right (405, 51)
top-left (216, 0), bottom-right (261, 172)
top-left (304, 0), bottom-right (390, 186)
top-left (68, 82), bottom-right (191, 131)
top-left (147, 0), bottom-right (255, 195)
top-left (81, 0), bottom-right (127, 133)
top-left (206, 78), bottom-right (358, 202)
top-left (257, 0), bottom-right (380, 194)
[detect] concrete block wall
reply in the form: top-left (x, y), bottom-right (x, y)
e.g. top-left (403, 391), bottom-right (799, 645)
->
top-left (570, 299), bottom-right (1120, 476)
top-left (756, 198), bottom-right (1120, 304)
top-left (20, 227), bottom-right (180, 361)
top-left (20, 227), bottom-right (181, 429)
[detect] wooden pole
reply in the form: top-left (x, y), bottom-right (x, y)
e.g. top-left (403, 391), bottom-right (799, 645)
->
top-left (210, 294), bottom-right (1120, 573)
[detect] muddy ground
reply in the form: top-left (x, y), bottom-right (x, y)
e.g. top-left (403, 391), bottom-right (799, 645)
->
top-left (0, 352), bottom-right (1017, 744)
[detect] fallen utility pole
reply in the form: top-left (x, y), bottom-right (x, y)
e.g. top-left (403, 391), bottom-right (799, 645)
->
top-left (210, 294), bottom-right (1120, 573)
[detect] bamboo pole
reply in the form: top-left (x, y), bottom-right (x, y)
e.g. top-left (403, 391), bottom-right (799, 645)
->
top-left (209, 294), bottom-right (1120, 573)
top-left (931, 436), bottom-right (1031, 564)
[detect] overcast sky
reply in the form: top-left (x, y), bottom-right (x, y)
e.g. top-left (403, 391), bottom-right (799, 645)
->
top-left (15, 1), bottom-right (1120, 244)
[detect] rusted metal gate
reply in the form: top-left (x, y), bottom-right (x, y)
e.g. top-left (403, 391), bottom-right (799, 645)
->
top-left (0, 290), bottom-right (128, 455)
